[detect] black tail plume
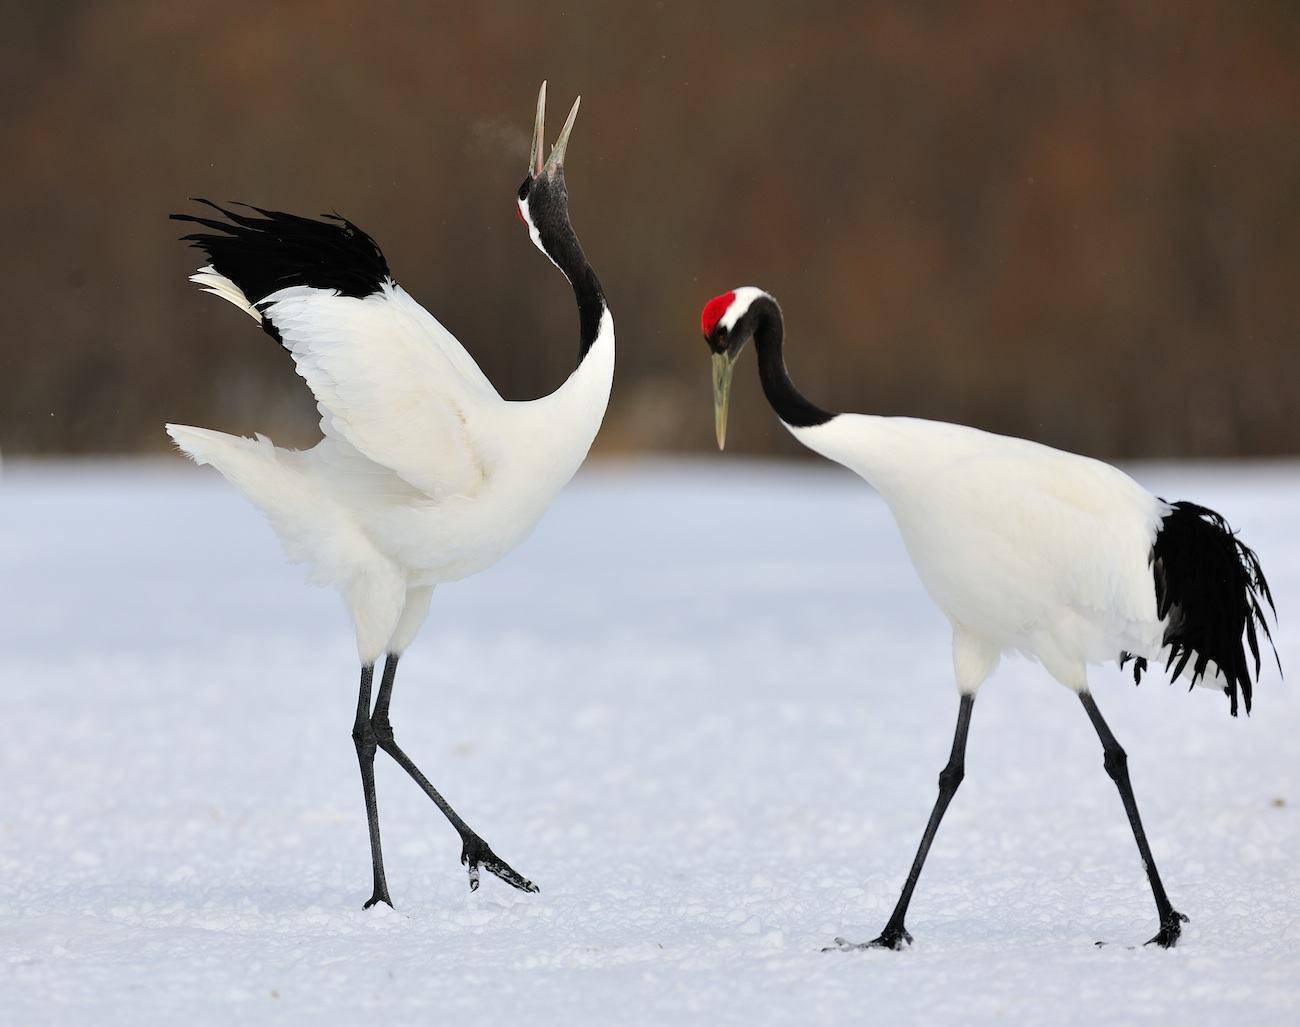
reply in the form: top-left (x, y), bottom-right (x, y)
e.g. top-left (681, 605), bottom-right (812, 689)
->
top-left (1131, 501), bottom-right (1279, 716)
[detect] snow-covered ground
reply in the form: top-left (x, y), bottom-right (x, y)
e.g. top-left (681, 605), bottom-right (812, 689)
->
top-left (2, 458), bottom-right (1297, 1025)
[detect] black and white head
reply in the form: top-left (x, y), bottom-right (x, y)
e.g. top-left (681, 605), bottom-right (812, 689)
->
top-left (700, 287), bottom-right (773, 449)
top-left (516, 82), bottom-right (583, 273)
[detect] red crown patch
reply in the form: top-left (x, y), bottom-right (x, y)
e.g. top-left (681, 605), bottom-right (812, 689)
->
top-left (701, 291), bottom-right (736, 337)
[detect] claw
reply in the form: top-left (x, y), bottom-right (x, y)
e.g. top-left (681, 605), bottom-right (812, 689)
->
top-left (362, 875), bottom-right (393, 910)
top-left (484, 854), bottom-right (540, 893)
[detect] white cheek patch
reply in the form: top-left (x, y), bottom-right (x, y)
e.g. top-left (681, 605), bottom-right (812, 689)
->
top-left (518, 198), bottom-right (563, 275)
top-left (720, 286), bottom-right (767, 331)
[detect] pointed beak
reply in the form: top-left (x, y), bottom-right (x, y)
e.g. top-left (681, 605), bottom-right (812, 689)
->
top-left (530, 81), bottom-right (547, 177)
top-left (529, 81), bottom-right (581, 178)
top-left (545, 95), bottom-right (581, 172)
top-left (712, 351), bottom-right (737, 450)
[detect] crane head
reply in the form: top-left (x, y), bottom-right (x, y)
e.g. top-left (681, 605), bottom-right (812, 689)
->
top-left (701, 287), bottom-right (767, 449)
top-left (516, 81), bottom-right (582, 266)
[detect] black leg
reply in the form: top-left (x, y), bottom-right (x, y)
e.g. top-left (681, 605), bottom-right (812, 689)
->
top-left (828, 693), bottom-right (975, 952)
top-left (351, 663), bottom-right (393, 909)
top-left (1079, 691), bottom-right (1187, 948)
top-left (370, 654), bottom-right (538, 894)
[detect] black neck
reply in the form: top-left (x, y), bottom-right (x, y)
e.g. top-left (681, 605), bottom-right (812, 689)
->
top-left (565, 259), bottom-right (606, 364)
top-left (750, 296), bottom-right (835, 428)
top-left (534, 180), bottom-right (606, 365)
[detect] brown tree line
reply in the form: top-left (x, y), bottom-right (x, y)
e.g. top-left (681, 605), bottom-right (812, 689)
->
top-left (2, 1), bottom-right (1298, 458)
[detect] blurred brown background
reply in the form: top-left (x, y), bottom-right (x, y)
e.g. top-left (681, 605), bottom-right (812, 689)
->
top-left (2, 1), bottom-right (1298, 459)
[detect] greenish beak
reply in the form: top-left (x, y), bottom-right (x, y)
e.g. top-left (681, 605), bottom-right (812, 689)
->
top-left (530, 80), bottom-right (581, 178)
top-left (712, 351), bottom-right (737, 450)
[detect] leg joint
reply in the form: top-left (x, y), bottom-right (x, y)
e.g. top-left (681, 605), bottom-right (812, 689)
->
top-left (1102, 745), bottom-right (1128, 781)
top-left (352, 721), bottom-right (376, 754)
top-left (370, 715), bottom-right (394, 747)
top-left (353, 712), bottom-right (394, 749)
top-left (938, 761), bottom-right (965, 793)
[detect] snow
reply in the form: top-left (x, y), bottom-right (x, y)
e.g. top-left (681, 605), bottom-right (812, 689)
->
top-left (2, 458), bottom-right (1298, 1025)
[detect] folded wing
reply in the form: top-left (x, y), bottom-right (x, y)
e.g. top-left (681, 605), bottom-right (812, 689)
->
top-left (951, 443), bottom-right (1166, 641)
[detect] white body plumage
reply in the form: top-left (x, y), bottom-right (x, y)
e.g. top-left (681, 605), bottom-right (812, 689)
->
top-left (791, 415), bottom-right (1169, 692)
top-left (169, 277), bottom-right (613, 663)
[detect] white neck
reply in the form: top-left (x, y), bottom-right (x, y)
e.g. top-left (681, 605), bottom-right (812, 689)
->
top-left (514, 305), bottom-right (615, 485)
top-left (787, 414), bottom-right (917, 496)
top-left (551, 304), bottom-right (615, 414)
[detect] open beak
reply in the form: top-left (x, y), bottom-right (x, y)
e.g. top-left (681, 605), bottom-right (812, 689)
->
top-left (711, 351), bottom-right (737, 450)
top-left (529, 81), bottom-right (581, 177)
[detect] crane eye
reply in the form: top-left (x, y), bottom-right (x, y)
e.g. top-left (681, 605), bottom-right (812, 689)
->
top-left (517, 179), bottom-right (531, 201)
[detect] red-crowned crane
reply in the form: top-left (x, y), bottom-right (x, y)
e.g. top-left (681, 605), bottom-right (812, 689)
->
top-left (165, 84), bottom-right (612, 907)
top-left (701, 286), bottom-right (1278, 950)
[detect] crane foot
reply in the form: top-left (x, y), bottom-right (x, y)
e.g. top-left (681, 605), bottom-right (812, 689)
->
top-left (460, 833), bottom-right (539, 894)
top-left (1145, 910), bottom-right (1188, 949)
top-left (823, 925), bottom-right (913, 952)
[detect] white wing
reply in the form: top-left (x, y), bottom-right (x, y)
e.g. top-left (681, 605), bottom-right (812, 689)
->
top-left (905, 429), bottom-right (1167, 661)
top-left (958, 448), bottom-right (1163, 621)
top-left (260, 279), bottom-right (501, 500)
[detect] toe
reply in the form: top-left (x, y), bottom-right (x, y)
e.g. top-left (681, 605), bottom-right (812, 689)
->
top-left (460, 837), bottom-right (536, 893)
top-left (483, 855), bottom-right (538, 893)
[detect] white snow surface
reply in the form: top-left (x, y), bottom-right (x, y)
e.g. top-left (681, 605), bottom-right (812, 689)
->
top-left (2, 458), bottom-right (1298, 1025)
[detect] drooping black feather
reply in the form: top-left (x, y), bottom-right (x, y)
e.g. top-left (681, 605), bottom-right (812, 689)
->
top-left (1127, 500), bottom-right (1280, 716)
top-left (1118, 651), bottom-right (1148, 682)
top-left (171, 200), bottom-right (390, 341)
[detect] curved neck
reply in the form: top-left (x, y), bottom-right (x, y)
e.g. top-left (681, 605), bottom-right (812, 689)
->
top-left (535, 221), bottom-right (613, 428)
top-left (566, 261), bottom-right (606, 364)
top-left (750, 296), bottom-right (834, 428)
top-left (536, 192), bottom-right (607, 366)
